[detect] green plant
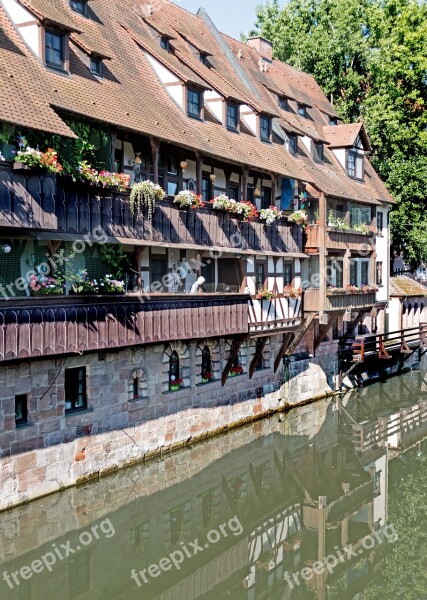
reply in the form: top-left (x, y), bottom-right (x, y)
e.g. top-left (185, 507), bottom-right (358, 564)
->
top-left (328, 210), bottom-right (349, 230)
top-left (99, 245), bottom-right (131, 279)
top-left (130, 180), bottom-right (165, 220)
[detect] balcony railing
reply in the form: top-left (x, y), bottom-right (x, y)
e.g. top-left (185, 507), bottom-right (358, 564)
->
top-left (304, 288), bottom-right (376, 313)
top-left (0, 294), bottom-right (249, 362)
top-left (304, 224), bottom-right (375, 253)
top-left (0, 165), bottom-right (303, 255)
top-left (249, 294), bottom-right (302, 334)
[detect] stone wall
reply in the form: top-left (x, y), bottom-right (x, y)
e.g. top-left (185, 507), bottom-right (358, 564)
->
top-left (0, 333), bottom-right (340, 511)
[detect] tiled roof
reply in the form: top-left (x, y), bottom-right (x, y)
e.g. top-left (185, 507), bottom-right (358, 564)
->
top-left (390, 276), bottom-right (427, 297)
top-left (323, 123), bottom-right (372, 151)
top-left (0, 0), bottom-right (393, 205)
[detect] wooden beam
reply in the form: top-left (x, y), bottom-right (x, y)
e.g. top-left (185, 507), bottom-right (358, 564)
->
top-left (285, 313), bottom-right (316, 356)
top-left (340, 310), bottom-right (369, 347)
top-left (249, 337), bottom-right (267, 379)
top-left (242, 167), bottom-right (249, 201)
top-left (274, 332), bottom-right (294, 373)
top-left (222, 336), bottom-right (246, 386)
top-left (313, 313), bottom-right (339, 353)
top-left (149, 137), bottom-right (160, 184)
top-left (195, 151), bottom-right (203, 196)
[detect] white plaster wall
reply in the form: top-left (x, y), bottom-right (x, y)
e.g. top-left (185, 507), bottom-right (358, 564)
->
top-left (205, 90), bottom-right (223, 123)
top-left (241, 105), bottom-right (257, 135)
top-left (376, 205), bottom-right (390, 304)
top-left (388, 298), bottom-right (401, 331)
top-left (332, 148), bottom-right (346, 169)
top-left (2, 0), bottom-right (41, 56)
top-left (167, 83), bottom-right (184, 109)
top-left (301, 136), bottom-right (312, 153)
top-left (145, 53), bottom-right (184, 108)
top-left (19, 23), bottom-right (39, 55)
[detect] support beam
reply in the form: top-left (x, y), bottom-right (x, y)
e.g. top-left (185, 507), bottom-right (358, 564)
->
top-left (195, 151), bottom-right (203, 196)
top-left (249, 337), bottom-right (267, 379)
top-left (134, 246), bottom-right (143, 290)
top-left (274, 332), bottom-right (294, 372)
top-left (222, 336), bottom-right (246, 386)
top-left (313, 313), bottom-right (340, 353)
top-left (285, 313), bottom-right (316, 356)
top-left (242, 167), bottom-right (249, 201)
top-left (149, 137), bottom-right (160, 184)
top-left (318, 192), bottom-right (327, 319)
top-left (340, 310), bottom-right (369, 347)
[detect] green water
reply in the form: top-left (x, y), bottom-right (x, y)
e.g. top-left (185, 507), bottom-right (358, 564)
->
top-left (1, 368), bottom-right (426, 599)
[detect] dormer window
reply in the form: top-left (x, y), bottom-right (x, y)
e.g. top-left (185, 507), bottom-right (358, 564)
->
top-left (297, 104), bottom-right (308, 118)
top-left (70, 0), bottom-right (87, 16)
top-left (227, 103), bottom-right (239, 131)
top-left (45, 30), bottom-right (66, 71)
top-left (279, 96), bottom-right (289, 111)
top-left (90, 56), bottom-right (103, 77)
top-left (187, 88), bottom-right (203, 119)
top-left (313, 142), bottom-right (324, 163)
top-left (329, 116), bottom-right (338, 126)
top-left (289, 135), bottom-right (298, 155)
top-left (347, 149), bottom-right (364, 180)
top-left (160, 37), bottom-right (171, 52)
top-left (199, 53), bottom-right (209, 67)
top-left (260, 116), bottom-right (272, 142)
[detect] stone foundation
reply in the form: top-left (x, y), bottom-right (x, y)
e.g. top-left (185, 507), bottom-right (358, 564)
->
top-left (0, 333), bottom-right (345, 511)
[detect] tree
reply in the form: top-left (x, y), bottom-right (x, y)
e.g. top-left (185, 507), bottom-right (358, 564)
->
top-left (248, 0), bottom-right (427, 266)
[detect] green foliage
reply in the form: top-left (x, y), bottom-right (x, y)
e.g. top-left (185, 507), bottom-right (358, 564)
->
top-left (249, 0), bottom-right (427, 266)
top-left (99, 244), bottom-right (131, 279)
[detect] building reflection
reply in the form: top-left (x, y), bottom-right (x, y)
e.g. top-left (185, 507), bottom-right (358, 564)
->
top-left (1, 370), bottom-right (426, 600)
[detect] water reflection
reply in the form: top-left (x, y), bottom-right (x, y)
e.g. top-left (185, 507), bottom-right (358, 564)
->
top-left (1, 368), bottom-right (427, 600)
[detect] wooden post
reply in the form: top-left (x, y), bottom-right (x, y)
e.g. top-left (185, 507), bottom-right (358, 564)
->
top-left (343, 249), bottom-right (351, 288)
top-left (271, 173), bottom-right (277, 207)
top-left (242, 167), bottom-right (249, 201)
top-left (195, 151), bottom-right (203, 196)
top-left (318, 192), bottom-right (327, 320)
top-left (150, 137), bottom-right (160, 184)
top-left (134, 247), bottom-right (143, 290)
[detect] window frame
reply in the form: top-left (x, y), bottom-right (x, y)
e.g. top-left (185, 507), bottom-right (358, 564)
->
top-left (284, 262), bottom-right (293, 286)
top-left (226, 103), bottom-right (239, 131)
top-left (377, 211), bottom-right (383, 233)
top-left (160, 37), bottom-right (171, 52)
top-left (228, 183), bottom-right (239, 201)
top-left (289, 134), bottom-right (298, 155)
top-left (45, 29), bottom-right (66, 71)
top-left (202, 176), bottom-right (211, 201)
top-left (64, 367), bottom-right (87, 413)
top-left (201, 346), bottom-right (212, 380)
top-left (15, 394), bottom-right (28, 427)
top-left (279, 96), bottom-right (289, 111)
top-left (313, 142), bottom-right (324, 164)
top-left (255, 261), bottom-right (266, 292)
top-left (376, 262), bottom-right (383, 286)
top-left (329, 116), bottom-right (338, 126)
top-left (187, 87), bottom-right (203, 120)
top-left (347, 149), bottom-right (364, 180)
top-left (260, 115), bottom-right (272, 143)
top-left (261, 186), bottom-right (272, 210)
top-left (297, 104), bottom-right (308, 118)
top-left (90, 56), bottom-right (103, 77)
top-left (70, 0), bottom-right (87, 16)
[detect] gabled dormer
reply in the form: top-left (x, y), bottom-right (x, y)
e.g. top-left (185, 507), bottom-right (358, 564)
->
top-left (70, 0), bottom-right (88, 17)
top-left (322, 123), bottom-right (372, 182)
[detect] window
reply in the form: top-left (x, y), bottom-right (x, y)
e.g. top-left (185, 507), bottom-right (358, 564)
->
top-left (247, 184), bottom-right (254, 203)
top-left (261, 187), bottom-right (272, 210)
top-left (169, 351), bottom-right (180, 388)
top-left (150, 256), bottom-right (168, 291)
top-left (327, 258), bottom-right (344, 288)
top-left (255, 262), bottom-right (265, 291)
top-left (65, 367), bottom-right (87, 412)
top-left (228, 184), bottom-right (239, 200)
top-left (279, 96), bottom-right (289, 110)
top-left (45, 30), bottom-right (65, 70)
top-left (350, 205), bottom-right (371, 229)
top-left (289, 134), bottom-right (298, 155)
top-left (70, 0), bottom-right (87, 15)
top-left (160, 37), bottom-right (171, 51)
top-left (284, 263), bottom-right (293, 286)
top-left (376, 262), bottom-right (383, 286)
top-left (377, 211), bottom-right (383, 233)
top-left (313, 142), bottom-right (324, 163)
top-left (201, 346), bottom-right (212, 380)
top-left (297, 104), bottom-right (308, 117)
top-left (187, 88), bottom-right (202, 119)
top-left (15, 394), bottom-right (28, 426)
top-left (227, 104), bottom-right (239, 131)
top-left (199, 53), bottom-right (209, 66)
top-left (90, 56), bottom-right (103, 76)
top-left (202, 177), bottom-right (211, 201)
top-left (350, 258), bottom-right (370, 287)
top-left (350, 260), bottom-right (358, 286)
top-left (347, 150), bottom-right (364, 180)
top-left (255, 339), bottom-right (265, 370)
top-left (133, 377), bottom-right (140, 400)
top-left (260, 116), bottom-right (272, 142)
top-left (361, 261), bottom-right (369, 285)
top-left (329, 117), bottom-right (338, 126)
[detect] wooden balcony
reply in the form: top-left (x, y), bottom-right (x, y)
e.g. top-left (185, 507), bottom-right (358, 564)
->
top-left (0, 294), bottom-right (249, 363)
top-left (304, 288), bottom-right (376, 313)
top-left (304, 224), bottom-right (375, 253)
top-left (0, 165), bottom-right (303, 255)
top-left (249, 294), bottom-right (302, 335)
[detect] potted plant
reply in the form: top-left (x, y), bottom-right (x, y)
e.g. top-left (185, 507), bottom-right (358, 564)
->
top-left (234, 200), bottom-right (259, 222)
top-left (29, 274), bottom-right (64, 296)
top-left (284, 286), bottom-right (302, 299)
top-left (288, 209), bottom-right (308, 229)
top-left (256, 289), bottom-right (275, 300)
top-left (202, 372), bottom-right (214, 384)
top-left (14, 147), bottom-right (63, 173)
top-left (169, 376), bottom-right (183, 391)
top-left (174, 190), bottom-right (204, 209)
top-left (69, 269), bottom-right (99, 295)
top-left (99, 275), bottom-right (126, 295)
top-left (259, 206), bottom-right (282, 225)
top-left (130, 180), bottom-right (166, 221)
top-left (229, 365), bottom-right (244, 377)
top-left (77, 161), bottom-right (129, 192)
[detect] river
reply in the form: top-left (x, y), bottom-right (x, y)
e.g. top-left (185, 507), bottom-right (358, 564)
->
top-left (1, 366), bottom-right (426, 599)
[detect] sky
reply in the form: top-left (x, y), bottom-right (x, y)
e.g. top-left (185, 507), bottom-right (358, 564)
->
top-left (170, 0), bottom-right (261, 39)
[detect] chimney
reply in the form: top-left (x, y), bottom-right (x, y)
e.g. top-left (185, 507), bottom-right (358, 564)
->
top-left (247, 36), bottom-right (273, 62)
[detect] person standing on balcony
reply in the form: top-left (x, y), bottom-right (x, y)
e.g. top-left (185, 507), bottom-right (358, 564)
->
top-left (190, 277), bottom-right (205, 294)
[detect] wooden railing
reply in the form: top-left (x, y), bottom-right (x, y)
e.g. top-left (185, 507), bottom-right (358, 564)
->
top-left (0, 294), bottom-right (249, 362)
top-left (304, 289), bottom-right (376, 313)
top-left (304, 224), bottom-right (375, 253)
top-left (0, 165), bottom-right (303, 255)
top-left (248, 294), bottom-right (302, 334)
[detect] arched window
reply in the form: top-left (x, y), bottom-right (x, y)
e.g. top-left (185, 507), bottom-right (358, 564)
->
top-left (202, 346), bottom-right (212, 382)
top-left (133, 377), bottom-right (140, 399)
top-left (169, 351), bottom-right (181, 390)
